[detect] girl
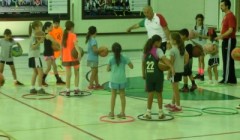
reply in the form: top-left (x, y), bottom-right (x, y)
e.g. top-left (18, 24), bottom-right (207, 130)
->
top-left (42, 22), bottom-right (65, 86)
top-left (142, 34), bottom-right (174, 119)
top-left (205, 28), bottom-right (219, 85)
top-left (61, 21), bottom-right (81, 96)
top-left (192, 14), bottom-right (208, 81)
top-left (107, 42), bottom-right (133, 119)
top-left (28, 21), bottom-right (49, 94)
top-left (166, 32), bottom-right (188, 112)
top-left (0, 29), bottom-right (24, 86)
top-left (86, 26), bottom-right (102, 90)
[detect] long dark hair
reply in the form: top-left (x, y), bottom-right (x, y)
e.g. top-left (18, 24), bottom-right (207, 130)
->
top-left (4, 29), bottom-right (13, 42)
top-left (112, 42), bottom-right (122, 66)
top-left (143, 35), bottom-right (162, 54)
top-left (171, 32), bottom-right (185, 56)
top-left (62, 21), bottom-right (74, 47)
top-left (194, 14), bottom-right (204, 31)
top-left (42, 22), bottom-right (52, 32)
top-left (85, 26), bottom-right (97, 44)
top-left (207, 28), bottom-right (218, 43)
top-left (28, 20), bottom-right (42, 36)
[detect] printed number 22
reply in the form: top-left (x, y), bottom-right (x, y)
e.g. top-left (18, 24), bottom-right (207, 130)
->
top-left (146, 61), bottom-right (154, 70)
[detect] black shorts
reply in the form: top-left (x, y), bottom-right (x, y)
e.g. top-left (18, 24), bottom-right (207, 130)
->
top-left (28, 57), bottom-right (42, 68)
top-left (183, 59), bottom-right (193, 76)
top-left (145, 79), bottom-right (163, 93)
top-left (170, 73), bottom-right (183, 83)
top-left (208, 58), bottom-right (219, 67)
top-left (0, 61), bottom-right (14, 65)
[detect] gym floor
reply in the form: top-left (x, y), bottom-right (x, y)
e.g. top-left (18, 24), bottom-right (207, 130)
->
top-left (0, 51), bottom-right (240, 140)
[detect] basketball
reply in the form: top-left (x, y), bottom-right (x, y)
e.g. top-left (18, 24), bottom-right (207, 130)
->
top-left (192, 45), bottom-right (203, 57)
top-left (158, 61), bottom-right (170, 71)
top-left (12, 44), bottom-right (23, 57)
top-left (71, 46), bottom-right (84, 59)
top-left (52, 42), bottom-right (60, 51)
top-left (188, 29), bottom-right (197, 39)
top-left (0, 73), bottom-right (5, 87)
top-left (98, 46), bottom-right (109, 57)
top-left (231, 47), bottom-right (240, 61)
top-left (34, 31), bottom-right (45, 43)
top-left (203, 43), bottom-right (214, 54)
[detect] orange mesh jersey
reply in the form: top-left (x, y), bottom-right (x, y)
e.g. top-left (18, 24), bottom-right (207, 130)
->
top-left (50, 27), bottom-right (63, 58)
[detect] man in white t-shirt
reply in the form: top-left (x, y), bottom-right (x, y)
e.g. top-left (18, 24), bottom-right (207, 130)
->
top-left (127, 6), bottom-right (170, 54)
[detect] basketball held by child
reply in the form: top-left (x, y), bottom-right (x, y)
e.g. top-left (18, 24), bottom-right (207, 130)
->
top-left (188, 29), bottom-right (197, 39)
top-left (98, 46), bottom-right (109, 57)
top-left (71, 46), bottom-right (84, 59)
top-left (52, 42), bottom-right (60, 51)
top-left (34, 31), bottom-right (45, 42)
top-left (158, 60), bottom-right (170, 71)
top-left (11, 44), bottom-right (23, 57)
top-left (203, 43), bottom-right (214, 54)
top-left (0, 73), bottom-right (5, 87)
top-left (231, 47), bottom-right (240, 61)
top-left (192, 45), bottom-right (203, 57)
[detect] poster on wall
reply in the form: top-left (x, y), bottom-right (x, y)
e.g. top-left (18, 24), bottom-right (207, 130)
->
top-left (82, 0), bottom-right (150, 19)
top-left (0, 0), bottom-right (70, 20)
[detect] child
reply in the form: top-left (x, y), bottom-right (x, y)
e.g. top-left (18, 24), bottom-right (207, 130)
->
top-left (61, 21), bottom-right (81, 96)
top-left (205, 28), bottom-right (219, 85)
top-left (0, 29), bottom-right (24, 86)
top-left (179, 29), bottom-right (197, 92)
top-left (142, 34), bottom-right (174, 119)
top-left (86, 26), bottom-right (102, 89)
top-left (28, 21), bottom-right (49, 94)
top-left (49, 17), bottom-right (63, 69)
top-left (165, 32), bottom-right (188, 112)
top-left (107, 42), bottom-right (133, 118)
top-left (192, 14), bottom-right (208, 81)
top-left (42, 22), bottom-right (65, 86)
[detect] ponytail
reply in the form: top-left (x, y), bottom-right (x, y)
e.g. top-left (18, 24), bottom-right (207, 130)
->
top-left (62, 21), bottom-right (74, 48)
top-left (85, 26), bottom-right (97, 44)
top-left (112, 42), bottom-right (122, 66)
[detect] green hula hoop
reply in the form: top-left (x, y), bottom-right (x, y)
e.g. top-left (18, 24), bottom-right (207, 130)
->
top-left (169, 109), bottom-right (203, 117)
top-left (202, 107), bottom-right (239, 115)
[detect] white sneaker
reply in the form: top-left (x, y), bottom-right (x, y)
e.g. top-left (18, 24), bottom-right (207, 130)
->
top-left (143, 111), bottom-right (151, 119)
top-left (159, 111), bottom-right (165, 119)
top-left (236, 105), bottom-right (240, 109)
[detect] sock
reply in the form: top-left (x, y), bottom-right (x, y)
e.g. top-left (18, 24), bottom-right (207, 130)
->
top-left (37, 87), bottom-right (42, 90)
top-left (31, 86), bottom-right (35, 89)
top-left (66, 88), bottom-right (70, 92)
top-left (159, 109), bottom-right (163, 113)
top-left (75, 87), bottom-right (79, 90)
top-left (176, 105), bottom-right (182, 109)
top-left (147, 109), bottom-right (151, 112)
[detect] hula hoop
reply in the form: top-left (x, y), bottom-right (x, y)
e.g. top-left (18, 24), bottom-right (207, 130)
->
top-left (59, 90), bottom-right (92, 97)
top-left (100, 115), bottom-right (135, 123)
top-left (137, 113), bottom-right (174, 121)
top-left (0, 135), bottom-right (10, 140)
top-left (169, 109), bottom-right (203, 117)
top-left (202, 107), bottom-right (239, 115)
top-left (22, 93), bottom-right (56, 100)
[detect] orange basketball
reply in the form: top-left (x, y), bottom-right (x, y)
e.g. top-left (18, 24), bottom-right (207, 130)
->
top-left (188, 29), bottom-right (197, 39)
top-left (34, 31), bottom-right (45, 43)
top-left (231, 47), bottom-right (240, 61)
top-left (52, 42), bottom-right (60, 51)
top-left (0, 73), bottom-right (5, 87)
top-left (98, 46), bottom-right (109, 57)
top-left (192, 45), bottom-right (203, 57)
top-left (203, 43), bottom-right (214, 54)
top-left (71, 47), bottom-right (84, 59)
top-left (158, 61), bottom-right (170, 71)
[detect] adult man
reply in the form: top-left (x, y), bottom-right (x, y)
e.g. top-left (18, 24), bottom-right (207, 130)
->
top-left (127, 6), bottom-right (170, 54)
top-left (216, 0), bottom-right (237, 84)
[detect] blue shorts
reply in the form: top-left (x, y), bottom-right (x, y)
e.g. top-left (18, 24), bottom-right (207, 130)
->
top-left (109, 82), bottom-right (127, 90)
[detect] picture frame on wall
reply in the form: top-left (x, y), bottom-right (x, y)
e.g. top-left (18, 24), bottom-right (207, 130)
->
top-left (82, 0), bottom-right (150, 19)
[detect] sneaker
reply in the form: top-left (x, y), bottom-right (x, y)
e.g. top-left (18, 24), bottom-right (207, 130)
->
top-left (30, 88), bottom-right (37, 94)
top-left (117, 113), bottom-right (126, 119)
top-left (236, 105), bottom-right (240, 109)
top-left (219, 79), bottom-right (225, 84)
top-left (37, 88), bottom-right (49, 95)
top-left (164, 104), bottom-right (175, 109)
top-left (14, 81), bottom-right (24, 86)
top-left (42, 81), bottom-right (48, 87)
top-left (108, 112), bottom-right (114, 119)
top-left (94, 84), bottom-right (104, 90)
top-left (74, 89), bottom-right (80, 95)
top-left (143, 111), bottom-right (151, 119)
top-left (194, 74), bottom-right (200, 79)
top-left (88, 85), bottom-right (94, 90)
top-left (199, 75), bottom-right (204, 81)
top-left (208, 80), bottom-right (213, 84)
top-left (56, 78), bottom-right (66, 85)
top-left (213, 80), bottom-right (218, 85)
top-left (179, 86), bottom-right (189, 92)
top-left (170, 106), bottom-right (182, 112)
top-left (190, 84), bottom-right (197, 92)
top-left (159, 112), bottom-right (165, 119)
